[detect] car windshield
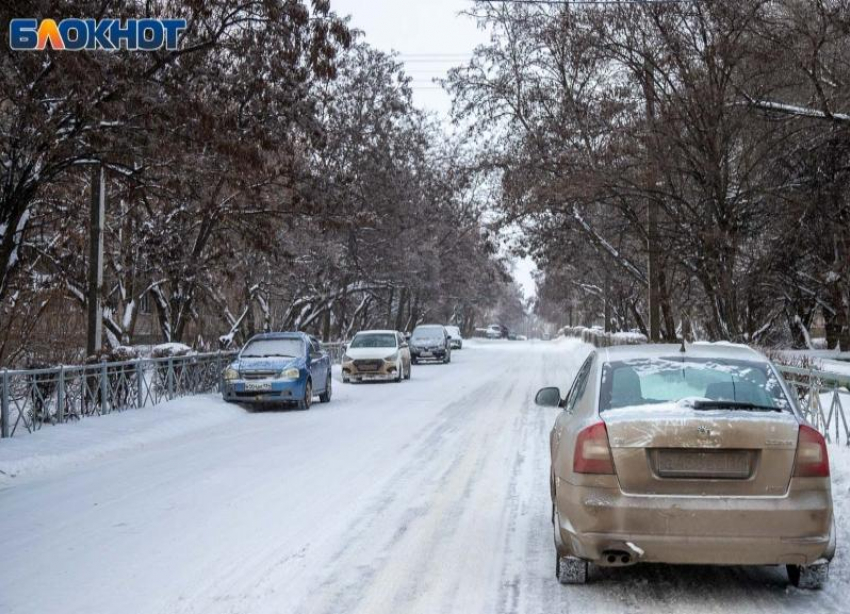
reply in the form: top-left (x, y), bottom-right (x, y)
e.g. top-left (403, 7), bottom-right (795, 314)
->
top-left (412, 327), bottom-right (443, 341)
top-left (599, 356), bottom-right (792, 413)
top-left (241, 338), bottom-right (303, 358)
top-left (350, 333), bottom-right (397, 349)
top-left (446, 327), bottom-right (461, 336)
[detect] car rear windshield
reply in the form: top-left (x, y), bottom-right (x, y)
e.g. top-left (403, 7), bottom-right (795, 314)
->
top-left (599, 356), bottom-right (792, 413)
top-left (241, 338), bottom-right (304, 358)
top-left (350, 333), bottom-right (397, 348)
top-left (412, 326), bottom-right (443, 340)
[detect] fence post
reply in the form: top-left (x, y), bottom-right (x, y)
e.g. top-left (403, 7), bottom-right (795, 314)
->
top-left (136, 359), bottom-right (144, 409)
top-left (216, 352), bottom-right (223, 394)
top-left (167, 358), bottom-right (175, 399)
top-left (1, 369), bottom-right (9, 438)
top-left (56, 366), bottom-right (65, 423)
top-left (100, 361), bottom-right (109, 414)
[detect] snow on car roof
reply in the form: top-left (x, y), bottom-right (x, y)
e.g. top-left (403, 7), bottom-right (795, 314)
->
top-left (353, 330), bottom-right (399, 335)
top-left (249, 332), bottom-right (308, 340)
top-left (601, 343), bottom-right (768, 363)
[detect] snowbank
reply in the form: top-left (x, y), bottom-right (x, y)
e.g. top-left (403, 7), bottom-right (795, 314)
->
top-left (151, 342), bottom-right (193, 358)
top-left (558, 325), bottom-right (647, 347)
top-left (0, 395), bottom-right (241, 485)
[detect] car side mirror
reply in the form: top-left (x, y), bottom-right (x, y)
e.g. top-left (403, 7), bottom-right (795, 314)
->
top-left (535, 387), bottom-right (562, 408)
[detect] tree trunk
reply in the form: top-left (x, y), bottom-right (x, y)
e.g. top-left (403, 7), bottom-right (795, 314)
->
top-left (394, 287), bottom-right (408, 331)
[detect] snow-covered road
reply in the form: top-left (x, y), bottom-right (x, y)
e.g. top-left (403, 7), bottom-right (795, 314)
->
top-left (0, 340), bottom-right (846, 614)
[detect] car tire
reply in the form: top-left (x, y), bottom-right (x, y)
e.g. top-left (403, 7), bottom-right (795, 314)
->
top-left (556, 555), bottom-right (589, 585)
top-left (787, 562), bottom-right (829, 589)
top-left (297, 379), bottom-right (312, 410)
top-left (319, 374), bottom-right (332, 402)
top-left (412, 357), bottom-right (418, 365)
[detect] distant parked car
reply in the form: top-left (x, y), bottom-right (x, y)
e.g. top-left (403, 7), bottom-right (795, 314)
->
top-left (445, 325), bottom-right (464, 350)
top-left (409, 324), bottom-right (452, 364)
top-left (342, 330), bottom-right (411, 383)
top-left (486, 324), bottom-right (503, 339)
top-left (536, 343), bottom-right (835, 587)
top-left (223, 332), bottom-right (332, 410)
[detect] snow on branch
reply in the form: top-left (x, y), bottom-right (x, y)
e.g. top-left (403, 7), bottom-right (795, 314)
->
top-left (742, 97), bottom-right (850, 123)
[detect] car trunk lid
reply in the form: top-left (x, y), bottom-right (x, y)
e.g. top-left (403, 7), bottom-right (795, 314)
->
top-left (603, 407), bottom-right (799, 496)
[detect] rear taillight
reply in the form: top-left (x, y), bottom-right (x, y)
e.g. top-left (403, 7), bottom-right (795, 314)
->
top-left (794, 425), bottom-right (830, 478)
top-left (574, 422), bottom-right (615, 475)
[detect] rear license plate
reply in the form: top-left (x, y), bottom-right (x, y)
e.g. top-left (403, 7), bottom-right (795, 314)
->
top-left (244, 382), bottom-right (272, 392)
top-left (652, 449), bottom-right (752, 479)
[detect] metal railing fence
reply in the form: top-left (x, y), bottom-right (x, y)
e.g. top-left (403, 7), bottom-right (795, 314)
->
top-left (0, 342), bottom-right (349, 441)
top-left (322, 342), bottom-right (347, 365)
top-left (778, 365), bottom-right (850, 446)
top-left (0, 352), bottom-right (236, 440)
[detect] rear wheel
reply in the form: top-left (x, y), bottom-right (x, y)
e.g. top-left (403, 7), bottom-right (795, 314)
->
top-left (788, 563), bottom-right (829, 589)
top-left (556, 555), bottom-right (588, 585)
top-left (297, 379), bottom-right (313, 410)
top-left (319, 374), bottom-right (332, 402)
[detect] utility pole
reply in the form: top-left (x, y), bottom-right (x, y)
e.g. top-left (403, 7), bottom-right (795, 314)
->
top-left (604, 263), bottom-right (612, 333)
top-left (642, 57), bottom-right (661, 342)
top-left (86, 164), bottom-right (105, 357)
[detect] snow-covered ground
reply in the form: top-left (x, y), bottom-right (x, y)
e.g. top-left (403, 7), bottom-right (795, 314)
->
top-left (774, 348), bottom-right (850, 378)
top-left (0, 339), bottom-right (846, 614)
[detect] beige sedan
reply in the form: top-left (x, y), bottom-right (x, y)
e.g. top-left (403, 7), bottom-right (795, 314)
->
top-left (342, 330), bottom-right (411, 383)
top-left (536, 344), bottom-right (835, 588)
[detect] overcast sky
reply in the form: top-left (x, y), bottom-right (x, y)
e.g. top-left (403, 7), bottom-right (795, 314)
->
top-left (330, 0), bottom-right (538, 301)
top-left (331, 0), bottom-right (484, 116)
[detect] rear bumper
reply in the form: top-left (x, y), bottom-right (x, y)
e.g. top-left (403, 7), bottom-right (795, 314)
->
top-left (222, 379), bottom-right (306, 403)
top-left (555, 479), bottom-right (834, 566)
top-left (410, 348), bottom-right (447, 360)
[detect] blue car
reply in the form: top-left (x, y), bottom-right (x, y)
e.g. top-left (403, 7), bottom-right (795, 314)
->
top-left (222, 332), bottom-right (332, 409)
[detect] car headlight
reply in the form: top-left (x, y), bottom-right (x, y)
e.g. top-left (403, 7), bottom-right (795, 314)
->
top-left (224, 367), bottom-right (239, 381)
top-left (279, 367), bottom-right (301, 380)
top-left (384, 352), bottom-right (399, 363)
top-left (342, 354), bottom-right (352, 363)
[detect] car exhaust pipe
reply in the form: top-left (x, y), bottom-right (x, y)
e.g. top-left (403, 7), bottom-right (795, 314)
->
top-left (601, 550), bottom-right (632, 566)
top-left (601, 543), bottom-right (643, 567)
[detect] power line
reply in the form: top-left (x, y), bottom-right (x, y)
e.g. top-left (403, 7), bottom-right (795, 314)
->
top-left (466, 0), bottom-right (697, 4)
top-left (397, 54), bottom-right (474, 58)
